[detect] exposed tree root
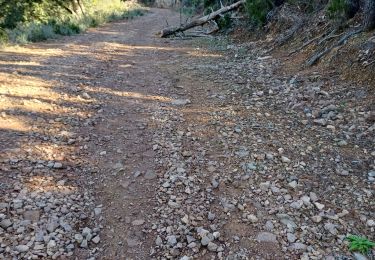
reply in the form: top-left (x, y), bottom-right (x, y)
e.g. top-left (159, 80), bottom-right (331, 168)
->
top-left (288, 28), bottom-right (340, 56)
top-left (306, 28), bottom-right (362, 66)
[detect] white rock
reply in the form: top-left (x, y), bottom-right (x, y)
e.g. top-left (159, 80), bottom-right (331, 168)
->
top-left (314, 202), bottom-right (325, 210)
top-left (288, 181), bottom-right (298, 189)
top-left (247, 214), bottom-right (258, 223)
top-left (366, 219), bottom-right (375, 227)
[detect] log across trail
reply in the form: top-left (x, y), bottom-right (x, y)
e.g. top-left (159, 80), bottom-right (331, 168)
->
top-left (158, 0), bottom-right (245, 37)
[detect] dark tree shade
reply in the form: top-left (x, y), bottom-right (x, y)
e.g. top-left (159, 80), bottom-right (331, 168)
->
top-left (364, 0), bottom-right (375, 30)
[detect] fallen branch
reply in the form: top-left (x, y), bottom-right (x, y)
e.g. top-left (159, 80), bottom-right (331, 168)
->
top-left (306, 28), bottom-right (362, 66)
top-left (157, 0), bottom-right (245, 38)
top-left (288, 25), bottom-right (330, 56)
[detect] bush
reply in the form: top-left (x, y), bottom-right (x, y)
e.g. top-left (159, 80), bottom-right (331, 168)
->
top-left (245, 0), bottom-right (273, 25)
top-left (0, 29), bottom-right (8, 45)
top-left (327, 0), bottom-right (348, 19)
top-left (0, 0), bottom-right (144, 45)
top-left (327, 0), bottom-right (359, 20)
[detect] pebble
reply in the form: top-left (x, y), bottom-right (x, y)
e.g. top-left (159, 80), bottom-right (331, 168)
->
top-left (144, 171), bottom-right (156, 180)
top-left (167, 235), bottom-right (177, 246)
top-left (207, 242), bottom-right (218, 252)
top-left (256, 232), bottom-right (277, 243)
top-left (92, 236), bottom-right (100, 244)
top-left (287, 233), bottom-right (297, 243)
top-left (15, 245), bottom-right (29, 252)
top-left (314, 202), bottom-right (325, 210)
top-left (247, 214), bottom-right (259, 223)
top-left (281, 156), bottom-right (291, 163)
top-left (131, 219), bottom-right (145, 226)
top-left (0, 219), bottom-right (12, 228)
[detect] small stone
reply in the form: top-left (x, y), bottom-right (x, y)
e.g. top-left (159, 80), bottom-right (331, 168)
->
top-left (181, 215), bottom-right (189, 224)
top-left (82, 227), bottom-right (92, 237)
top-left (314, 202), bottom-right (325, 210)
top-left (0, 219), bottom-right (12, 229)
top-left (144, 170), bottom-right (156, 180)
top-left (288, 181), bottom-right (297, 189)
top-left (53, 162), bottom-right (63, 169)
top-left (353, 252), bottom-right (369, 260)
top-left (34, 244), bottom-right (44, 250)
top-left (311, 215), bottom-right (322, 223)
top-left (281, 156), bottom-right (291, 163)
top-left (47, 240), bottom-right (56, 249)
top-left (289, 242), bottom-right (307, 251)
top-left (80, 239), bottom-right (88, 248)
top-left (23, 210), bottom-right (40, 222)
top-left (207, 242), bottom-right (218, 252)
top-left (168, 201), bottom-right (180, 209)
top-left (82, 92), bottom-right (91, 99)
top-left (126, 238), bottom-right (139, 247)
top-left (247, 214), bottom-right (258, 223)
top-left (15, 245), bottom-right (29, 253)
top-left (12, 199), bottom-right (23, 209)
top-left (155, 236), bottom-right (163, 246)
top-left (366, 219), bottom-right (375, 227)
top-left (171, 99), bottom-right (190, 106)
top-left (265, 221), bottom-right (274, 231)
top-left (167, 235), bottom-right (177, 246)
top-left (256, 232), bottom-right (277, 243)
top-left (46, 219), bottom-right (59, 233)
top-left (290, 200), bottom-right (303, 209)
top-left (201, 236), bottom-right (211, 246)
top-left (309, 192), bottom-right (318, 202)
top-left (92, 236), bottom-right (100, 244)
top-left (132, 219), bottom-right (145, 226)
top-left (208, 212), bottom-right (215, 221)
top-left (94, 208), bottom-right (102, 216)
top-left (188, 242), bottom-right (197, 248)
top-left (287, 233), bottom-right (297, 243)
top-left (324, 223), bottom-right (338, 235)
top-left (74, 234), bottom-right (84, 243)
top-left (259, 181), bottom-right (270, 191)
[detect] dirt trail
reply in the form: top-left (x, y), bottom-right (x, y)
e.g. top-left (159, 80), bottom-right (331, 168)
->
top-left (0, 7), bottom-right (374, 260)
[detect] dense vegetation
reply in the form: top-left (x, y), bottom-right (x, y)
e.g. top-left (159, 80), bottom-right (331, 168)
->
top-left (0, 0), bottom-right (143, 45)
top-left (173, 0), bottom-right (375, 30)
top-left (1, 0), bottom-right (374, 45)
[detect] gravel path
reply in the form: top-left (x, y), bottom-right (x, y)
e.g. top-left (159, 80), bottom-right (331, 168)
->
top-left (0, 8), bottom-right (374, 260)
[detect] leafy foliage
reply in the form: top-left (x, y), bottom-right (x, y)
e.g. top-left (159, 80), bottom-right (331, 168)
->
top-left (347, 235), bottom-right (375, 254)
top-left (245, 0), bottom-right (273, 25)
top-left (0, 0), bottom-right (144, 44)
top-left (327, 0), bottom-right (349, 19)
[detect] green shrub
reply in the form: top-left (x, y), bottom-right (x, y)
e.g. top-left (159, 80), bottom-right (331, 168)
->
top-left (217, 13), bottom-right (232, 29)
top-left (1, 0), bottom-right (145, 45)
top-left (347, 235), bottom-right (375, 254)
top-left (327, 0), bottom-right (348, 19)
top-left (245, 0), bottom-right (273, 25)
top-left (0, 29), bottom-right (8, 45)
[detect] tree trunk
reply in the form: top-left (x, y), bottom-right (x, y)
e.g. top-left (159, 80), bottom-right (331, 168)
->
top-left (158, 0), bottom-right (245, 37)
top-left (345, 0), bottom-right (360, 19)
top-left (364, 0), bottom-right (375, 30)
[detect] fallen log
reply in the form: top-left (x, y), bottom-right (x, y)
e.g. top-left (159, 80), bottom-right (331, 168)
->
top-left (157, 0), bottom-right (245, 38)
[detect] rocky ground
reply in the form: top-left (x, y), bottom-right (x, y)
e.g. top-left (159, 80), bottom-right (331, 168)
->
top-left (0, 7), bottom-right (374, 260)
